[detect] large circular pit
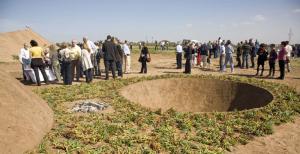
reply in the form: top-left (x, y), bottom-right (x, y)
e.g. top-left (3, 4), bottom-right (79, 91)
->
top-left (121, 78), bottom-right (273, 112)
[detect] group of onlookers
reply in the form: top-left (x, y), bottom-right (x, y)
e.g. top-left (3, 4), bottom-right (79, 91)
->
top-left (19, 35), bottom-right (134, 86)
top-left (177, 38), bottom-right (297, 80)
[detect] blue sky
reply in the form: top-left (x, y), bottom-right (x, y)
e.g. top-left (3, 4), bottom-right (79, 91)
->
top-left (1, 0), bottom-right (300, 43)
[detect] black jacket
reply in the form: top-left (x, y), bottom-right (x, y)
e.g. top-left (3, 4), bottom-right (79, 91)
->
top-left (102, 40), bottom-right (117, 61)
top-left (115, 44), bottom-right (123, 62)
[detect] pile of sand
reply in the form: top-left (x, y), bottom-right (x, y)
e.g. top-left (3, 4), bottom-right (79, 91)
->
top-left (0, 67), bottom-right (53, 153)
top-left (121, 78), bottom-right (273, 112)
top-left (0, 28), bottom-right (50, 62)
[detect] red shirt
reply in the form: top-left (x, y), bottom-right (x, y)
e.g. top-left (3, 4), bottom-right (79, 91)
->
top-left (278, 47), bottom-right (287, 61)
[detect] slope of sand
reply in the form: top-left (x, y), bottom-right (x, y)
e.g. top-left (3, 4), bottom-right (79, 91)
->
top-left (0, 67), bottom-right (53, 154)
top-left (0, 28), bottom-right (50, 62)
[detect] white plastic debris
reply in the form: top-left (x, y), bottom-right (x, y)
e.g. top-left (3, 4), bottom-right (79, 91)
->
top-left (71, 100), bottom-right (109, 113)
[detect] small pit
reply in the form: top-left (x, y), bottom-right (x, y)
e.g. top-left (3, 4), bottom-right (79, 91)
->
top-left (121, 78), bottom-right (273, 112)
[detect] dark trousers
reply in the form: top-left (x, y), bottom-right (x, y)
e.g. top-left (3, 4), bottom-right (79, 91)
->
top-left (236, 55), bottom-right (241, 67)
top-left (269, 62), bottom-right (275, 76)
top-left (184, 59), bottom-right (191, 74)
top-left (31, 58), bottom-right (49, 86)
top-left (91, 53), bottom-right (97, 76)
top-left (95, 58), bottom-right (101, 76)
top-left (279, 60), bottom-right (285, 79)
top-left (71, 59), bottom-right (80, 81)
top-left (256, 62), bottom-right (265, 75)
top-left (116, 61), bottom-right (123, 77)
top-left (62, 61), bottom-right (72, 85)
top-left (104, 60), bottom-right (116, 79)
top-left (140, 60), bottom-right (147, 73)
top-left (251, 56), bottom-right (255, 67)
top-left (176, 53), bottom-right (182, 69)
top-left (84, 68), bottom-right (93, 83)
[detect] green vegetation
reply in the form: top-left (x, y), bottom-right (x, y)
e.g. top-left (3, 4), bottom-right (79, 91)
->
top-left (30, 74), bottom-right (300, 153)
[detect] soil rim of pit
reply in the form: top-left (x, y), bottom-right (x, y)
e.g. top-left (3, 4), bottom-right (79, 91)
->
top-left (119, 76), bottom-right (275, 114)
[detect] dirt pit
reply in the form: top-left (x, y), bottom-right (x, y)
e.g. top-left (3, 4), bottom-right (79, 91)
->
top-left (121, 78), bottom-right (273, 112)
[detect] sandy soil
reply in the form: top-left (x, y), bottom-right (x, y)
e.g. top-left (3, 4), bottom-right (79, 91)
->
top-left (121, 78), bottom-right (273, 112)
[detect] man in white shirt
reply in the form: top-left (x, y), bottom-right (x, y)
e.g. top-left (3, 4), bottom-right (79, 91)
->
top-left (176, 43), bottom-right (183, 69)
top-left (285, 41), bottom-right (293, 72)
top-left (19, 43), bottom-right (31, 81)
top-left (123, 40), bottom-right (131, 73)
top-left (70, 40), bottom-right (82, 81)
top-left (219, 42), bottom-right (226, 72)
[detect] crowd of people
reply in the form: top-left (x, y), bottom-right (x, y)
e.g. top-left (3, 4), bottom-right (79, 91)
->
top-left (176, 37), bottom-right (297, 80)
top-left (19, 36), bottom-right (298, 86)
top-left (19, 35), bottom-right (140, 86)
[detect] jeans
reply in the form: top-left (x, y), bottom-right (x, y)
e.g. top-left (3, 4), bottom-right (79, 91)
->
top-left (95, 58), bottom-right (101, 76)
top-left (236, 54), bottom-right (241, 67)
top-left (251, 56), bottom-right (256, 67)
top-left (62, 61), bottom-right (72, 85)
top-left (256, 62), bottom-right (265, 75)
top-left (176, 53), bottom-right (182, 69)
top-left (242, 54), bottom-right (249, 68)
top-left (84, 68), bottom-right (93, 83)
top-left (116, 61), bottom-right (123, 77)
top-left (224, 54), bottom-right (234, 72)
top-left (104, 60), bottom-right (116, 79)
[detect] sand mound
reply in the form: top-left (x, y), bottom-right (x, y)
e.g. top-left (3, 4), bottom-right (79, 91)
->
top-left (0, 67), bottom-right (53, 153)
top-left (121, 78), bottom-right (273, 112)
top-left (0, 28), bottom-right (50, 62)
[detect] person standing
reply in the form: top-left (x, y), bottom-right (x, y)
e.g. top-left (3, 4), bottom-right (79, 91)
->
top-left (49, 44), bottom-right (61, 82)
top-left (81, 43), bottom-right (94, 83)
top-left (223, 40), bottom-right (234, 73)
top-left (60, 43), bottom-right (72, 85)
top-left (249, 39), bottom-right (256, 68)
top-left (70, 40), bottom-right (82, 81)
top-left (278, 41), bottom-right (288, 80)
top-left (114, 38), bottom-right (123, 78)
top-left (268, 44), bottom-right (277, 78)
top-left (29, 40), bottom-right (49, 86)
top-left (95, 42), bottom-right (103, 76)
top-left (255, 44), bottom-right (268, 76)
top-left (236, 42), bottom-right (243, 68)
top-left (139, 42), bottom-right (150, 73)
top-left (123, 40), bottom-right (131, 73)
top-left (19, 43), bottom-right (31, 81)
top-left (200, 43), bottom-right (209, 68)
top-left (176, 43), bottom-right (183, 69)
top-left (219, 42), bottom-right (226, 72)
top-left (184, 43), bottom-right (193, 74)
top-left (83, 37), bottom-right (97, 76)
top-left (285, 41), bottom-right (292, 72)
top-left (102, 35), bottom-right (117, 80)
top-left (242, 40), bottom-right (251, 69)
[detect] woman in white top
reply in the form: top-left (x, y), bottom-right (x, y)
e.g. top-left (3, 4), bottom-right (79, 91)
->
top-left (81, 43), bottom-right (93, 83)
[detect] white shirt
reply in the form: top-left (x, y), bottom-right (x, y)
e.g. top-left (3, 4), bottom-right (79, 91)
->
top-left (285, 45), bottom-right (293, 57)
top-left (87, 40), bottom-right (97, 54)
top-left (176, 45), bottom-right (183, 53)
top-left (123, 44), bottom-right (131, 55)
top-left (220, 45), bottom-right (226, 55)
top-left (19, 48), bottom-right (30, 64)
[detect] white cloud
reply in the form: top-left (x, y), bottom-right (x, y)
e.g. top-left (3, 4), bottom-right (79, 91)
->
top-left (253, 14), bottom-right (265, 21)
top-left (293, 9), bottom-right (300, 13)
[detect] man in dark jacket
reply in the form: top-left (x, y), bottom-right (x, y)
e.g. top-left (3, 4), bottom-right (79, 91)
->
top-left (242, 40), bottom-right (251, 69)
top-left (114, 38), bottom-right (123, 77)
top-left (184, 43), bottom-right (193, 74)
top-left (102, 35), bottom-right (117, 80)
